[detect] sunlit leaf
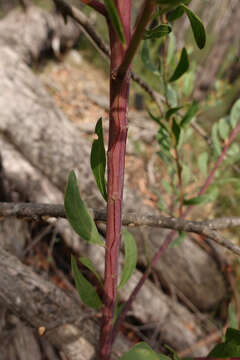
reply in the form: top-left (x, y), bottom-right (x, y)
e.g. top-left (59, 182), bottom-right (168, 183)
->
top-left (71, 256), bottom-right (102, 309)
top-left (218, 117), bottom-right (230, 141)
top-left (169, 48), bottom-right (189, 82)
top-left (166, 84), bottom-right (178, 107)
top-left (118, 229), bottom-right (137, 289)
top-left (90, 118), bottom-right (107, 202)
top-left (64, 171), bottom-right (104, 246)
top-left (180, 4), bottom-right (206, 49)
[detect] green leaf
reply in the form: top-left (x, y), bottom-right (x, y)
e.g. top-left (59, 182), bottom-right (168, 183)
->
top-left (169, 48), bottom-right (189, 82)
top-left (218, 117), bottom-right (230, 141)
top-left (211, 123), bottom-right (222, 158)
top-left (184, 187), bottom-right (219, 206)
top-left (230, 98), bottom-right (240, 128)
top-left (90, 118), bottom-right (107, 202)
top-left (79, 256), bottom-right (103, 285)
top-left (172, 118), bottom-right (181, 144)
top-left (167, 32), bottom-right (176, 66)
top-left (180, 100), bottom-right (198, 128)
top-left (104, 0), bottom-right (125, 44)
top-left (180, 4), bottom-right (206, 49)
top-left (182, 163), bottom-right (191, 186)
top-left (64, 170), bottom-right (104, 246)
top-left (198, 152), bottom-right (208, 177)
top-left (120, 342), bottom-right (170, 360)
top-left (228, 303), bottom-right (238, 329)
top-left (118, 229), bottom-right (137, 289)
top-left (166, 106), bottom-right (182, 121)
top-left (167, 6), bottom-right (185, 22)
top-left (166, 84), bottom-right (178, 107)
top-left (208, 328), bottom-right (240, 357)
top-left (144, 24), bottom-right (172, 40)
top-left (141, 41), bottom-right (159, 74)
top-left (71, 256), bottom-right (102, 309)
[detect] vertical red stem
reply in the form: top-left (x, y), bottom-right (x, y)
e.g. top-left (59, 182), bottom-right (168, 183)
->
top-left (98, 2), bottom-right (131, 359)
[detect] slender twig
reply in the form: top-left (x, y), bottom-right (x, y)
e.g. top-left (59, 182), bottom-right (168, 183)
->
top-left (1, 202), bottom-right (240, 254)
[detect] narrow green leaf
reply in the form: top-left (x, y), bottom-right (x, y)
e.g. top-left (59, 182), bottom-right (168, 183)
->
top-left (182, 163), bottom-right (191, 186)
top-left (169, 48), bottom-right (189, 82)
top-left (141, 41), bottom-right (159, 74)
top-left (104, 0), bottom-right (125, 44)
top-left (180, 4), bottom-right (206, 49)
top-left (90, 118), bottom-right (107, 202)
top-left (118, 229), bottom-right (137, 289)
top-left (120, 342), bottom-right (170, 360)
top-left (166, 106), bottom-right (182, 121)
top-left (71, 256), bottom-right (102, 309)
top-left (198, 152), bottom-right (208, 177)
top-left (230, 98), bottom-right (240, 128)
top-left (228, 303), bottom-right (238, 329)
top-left (166, 84), bottom-right (178, 107)
top-left (211, 123), bottom-right (222, 158)
top-left (144, 24), bottom-right (172, 40)
top-left (218, 117), bottom-right (229, 141)
top-left (180, 100), bottom-right (198, 128)
top-left (64, 170), bottom-right (104, 246)
top-left (167, 32), bottom-right (176, 66)
top-left (79, 256), bottom-right (103, 285)
top-left (184, 187), bottom-right (219, 206)
top-left (172, 118), bottom-right (181, 144)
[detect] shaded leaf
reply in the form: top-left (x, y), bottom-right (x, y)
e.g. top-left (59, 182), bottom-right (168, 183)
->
top-left (208, 328), bottom-right (240, 357)
top-left (172, 118), bottom-right (181, 144)
top-left (90, 118), bottom-right (107, 201)
top-left (169, 48), bottom-right (189, 82)
top-left (167, 6), bottom-right (184, 22)
top-left (118, 229), bottom-right (137, 289)
top-left (104, 0), bottom-right (125, 43)
top-left (64, 170), bottom-right (104, 246)
top-left (166, 106), bottom-right (182, 121)
top-left (144, 24), bottom-right (172, 40)
top-left (79, 256), bottom-right (103, 285)
top-left (180, 4), bottom-right (206, 49)
top-left (71, 256), bottom-right (102, 309)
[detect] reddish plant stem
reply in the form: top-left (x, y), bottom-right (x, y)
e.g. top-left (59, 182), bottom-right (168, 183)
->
top-left (98, 1), bottom-right (131, 359)
top-left (112, 121), bottom-right (240, 343)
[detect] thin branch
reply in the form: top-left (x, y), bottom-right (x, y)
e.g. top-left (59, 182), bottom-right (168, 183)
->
top-left (1, 202), bottom-right (240, 255)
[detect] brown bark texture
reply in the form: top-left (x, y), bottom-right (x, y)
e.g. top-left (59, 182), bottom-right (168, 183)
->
top-left (0, 4), bottom-right (228, 358)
